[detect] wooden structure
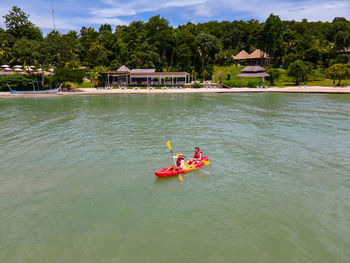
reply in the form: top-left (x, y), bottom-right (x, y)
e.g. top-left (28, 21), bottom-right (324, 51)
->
top-left (103, 65), bottom-right (190, 86)
top-left (233, 49), bottom-right (270, 66)
top-left (237, 66), bottom-right (270, 82)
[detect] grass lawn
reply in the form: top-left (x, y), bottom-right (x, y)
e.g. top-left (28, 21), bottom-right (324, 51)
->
top-left (75, 81), bottom-right (96, 88)
top-left (213, 65), bottom-right (264, 87)
top-left (213, 65), bottom-right (344, 87)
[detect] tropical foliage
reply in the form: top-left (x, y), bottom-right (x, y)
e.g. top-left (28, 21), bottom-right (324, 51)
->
top-left (1, 6), bottom-right (350, 86)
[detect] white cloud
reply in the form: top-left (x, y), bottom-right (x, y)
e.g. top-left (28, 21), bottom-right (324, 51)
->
top-left (91, 8), bottom-right (136, 17)
top-left (0, 0), bottom-right (349, 32)
top-left (193, 4), bottom-right (213, 17)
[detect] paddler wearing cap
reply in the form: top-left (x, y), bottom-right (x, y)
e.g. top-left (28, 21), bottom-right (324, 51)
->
top-left (169, 153), bottom-right (185, 171)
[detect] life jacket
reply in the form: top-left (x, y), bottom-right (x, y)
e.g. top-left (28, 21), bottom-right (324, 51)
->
top-left (194, 151), bottom-right (202, 160)
top-left (176, 157), bottom-right (184, 167)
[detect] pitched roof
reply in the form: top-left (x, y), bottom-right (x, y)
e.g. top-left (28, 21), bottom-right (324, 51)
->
top-left (233, 50), bottom-right (250, 60)
top-left (241, 66), bottom-right (266, 72)
top-left (248, 49), bottom-right (269, 59)
top-left (117, 65), bottom-right (130, 72)
top-left (237, 72), bottom-right (270, 77)
top-left (237, 65), bottom-right (270, 77)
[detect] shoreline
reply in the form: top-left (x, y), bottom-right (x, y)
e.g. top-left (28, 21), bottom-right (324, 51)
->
top-left (1, 86), bottom-right (350, 98)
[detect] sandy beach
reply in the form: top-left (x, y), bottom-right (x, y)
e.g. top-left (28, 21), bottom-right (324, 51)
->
top-left (1, 86), bottom-right (350, 98)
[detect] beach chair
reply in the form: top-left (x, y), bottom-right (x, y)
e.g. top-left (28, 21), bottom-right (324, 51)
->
top-left (213, 86), bottom-right (217, 89)
top-left (179, 86), bottom-right (183, 89)
top-left (209, 86), bottom-right (213, 89)
top-left (265, 86), bottom-right (268, 89)
top-left (304, 85), bottom-right (307, 88)
top-left (205, 86), bottom-right (208, 89)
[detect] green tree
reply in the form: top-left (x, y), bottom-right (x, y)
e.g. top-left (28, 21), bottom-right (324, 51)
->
top-left (99, 24), bottom-right (112, 33)
top-left (52, 67), bottom-right (85, 86)
top-left (261, 14), bottom-right (284, 65)
top-left (0, 32), bottom-right (15, 63)
top-left (288, 60), bottom-right (308, 84)
top-left (325, 63), bottom-right (350, 86)
top-left (195, 33), bottom-right (221, 73)
top-left (266, 68), bottom-right (281, 85)
top-left (144, 16), bottom-right (174, 70)
top-left (202, 69), bottom-right (210, 81)
top-left (45, 31), bottom-right (74, 66)
top-left (11, 38), bottom-right (40, 66)
top-left (3, 6), bottom-right (42, 40)
top-left (86, 42), bottom-right (109, 67)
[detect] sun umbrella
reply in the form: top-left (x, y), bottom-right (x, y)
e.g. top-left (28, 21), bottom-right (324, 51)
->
top-left (4, 67), bottom-right (12, 71)
top-left (38, 68), bottom-right (43, 71)
top-left (28, 65), bottom-right (36, 68)
top-left (14, 65), bottom-right (22, 68)
top-left (1, 65), bottom-right (10, 68)
top-left (49, 68), bottom-right (54, 72)
top-left (14, 68), bottom-right (23, 72)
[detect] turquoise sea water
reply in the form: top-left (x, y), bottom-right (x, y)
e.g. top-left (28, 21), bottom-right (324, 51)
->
top-left (0, 93), bottom-right (350, 262)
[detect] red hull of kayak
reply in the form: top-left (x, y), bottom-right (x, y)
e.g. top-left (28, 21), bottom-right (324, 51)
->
top-left (154, 156), bottom-right (209, 177)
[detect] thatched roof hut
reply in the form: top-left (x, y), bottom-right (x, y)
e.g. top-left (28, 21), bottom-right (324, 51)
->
top-left (237, 66), bottom-right (270, 82)
top-left (247, 49), bottom-right (269, 59)
top-left (233, 49), bottom-right (270, 66)
top-left (233, 50), bottom-right (250, 60)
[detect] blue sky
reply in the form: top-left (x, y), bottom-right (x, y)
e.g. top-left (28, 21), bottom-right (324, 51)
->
top-left (0, 0), bottom-right (349, 33)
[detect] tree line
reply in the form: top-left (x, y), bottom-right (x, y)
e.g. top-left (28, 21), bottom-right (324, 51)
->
top-left (1, 5), bottom-right (350, 87)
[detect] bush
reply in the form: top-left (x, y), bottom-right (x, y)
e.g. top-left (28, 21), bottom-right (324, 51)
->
top-left (0, 74), bottom-right (49, 91)
top-left (52, 67), bottom-right (85, 86)
top-left (247, 80), bottom-right (263, 88)
top-left (192, 82), bottom-right (202, 88)
top-left (266, 68), bottom-right (281, 85)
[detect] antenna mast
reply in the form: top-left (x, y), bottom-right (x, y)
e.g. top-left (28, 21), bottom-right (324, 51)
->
top-left (51, 3), bottom-right (56, 31)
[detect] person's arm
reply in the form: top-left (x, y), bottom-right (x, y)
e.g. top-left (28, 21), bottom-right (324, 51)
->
top-left (199, 152), bottom-right (203, 160)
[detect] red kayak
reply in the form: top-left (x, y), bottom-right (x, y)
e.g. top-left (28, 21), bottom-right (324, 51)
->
top-left (154, 157), bottom-right (209, 177)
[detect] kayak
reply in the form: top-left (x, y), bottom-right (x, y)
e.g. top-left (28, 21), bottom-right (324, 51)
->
top-left (154, 156), bottom-right (209, 177)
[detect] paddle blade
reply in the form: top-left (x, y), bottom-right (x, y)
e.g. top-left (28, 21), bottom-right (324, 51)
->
top-left (166, 140), bottom-right (172, 150)
top-left (202, 160), bottom-right (210, 165)
top-left (179, 174), bottom-right (184, 181)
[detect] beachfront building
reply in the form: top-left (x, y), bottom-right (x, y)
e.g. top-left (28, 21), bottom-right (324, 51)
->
top-left (103, 65), bottom-right (190, 86)
top-left (233, 49), bottom-right (270, 66)
top-left (237, 66), bottom-right (270, 82)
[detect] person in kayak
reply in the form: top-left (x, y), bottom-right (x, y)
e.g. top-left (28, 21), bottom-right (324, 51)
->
top-left (188, 147), bottom-right (203, 164)
top-left (169, 153), bottom-right (185, 171)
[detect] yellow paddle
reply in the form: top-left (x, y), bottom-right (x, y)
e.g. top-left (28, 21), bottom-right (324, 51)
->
top-left (202, 160), bottom-right (210, 165)
top-left (166, 141), bottom-right (183, 181)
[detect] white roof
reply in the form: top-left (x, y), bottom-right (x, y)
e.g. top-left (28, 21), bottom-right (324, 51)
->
top-left (130, 69), bottom-right (156, 73)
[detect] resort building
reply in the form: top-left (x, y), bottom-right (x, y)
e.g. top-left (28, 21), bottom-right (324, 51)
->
top-left (233, 49), bottom-right (270, 66)
top-left (237, 65), bottom-right (270, 82)
top-left (103, 65), bottom-right (190, 86)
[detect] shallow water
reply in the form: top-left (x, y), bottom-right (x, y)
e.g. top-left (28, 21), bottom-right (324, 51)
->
top-left (1, 93), bottom-right (350, 262)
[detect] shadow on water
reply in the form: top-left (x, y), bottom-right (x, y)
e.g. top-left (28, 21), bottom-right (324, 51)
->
top-left (153, 176), bottom-right (180, 185)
